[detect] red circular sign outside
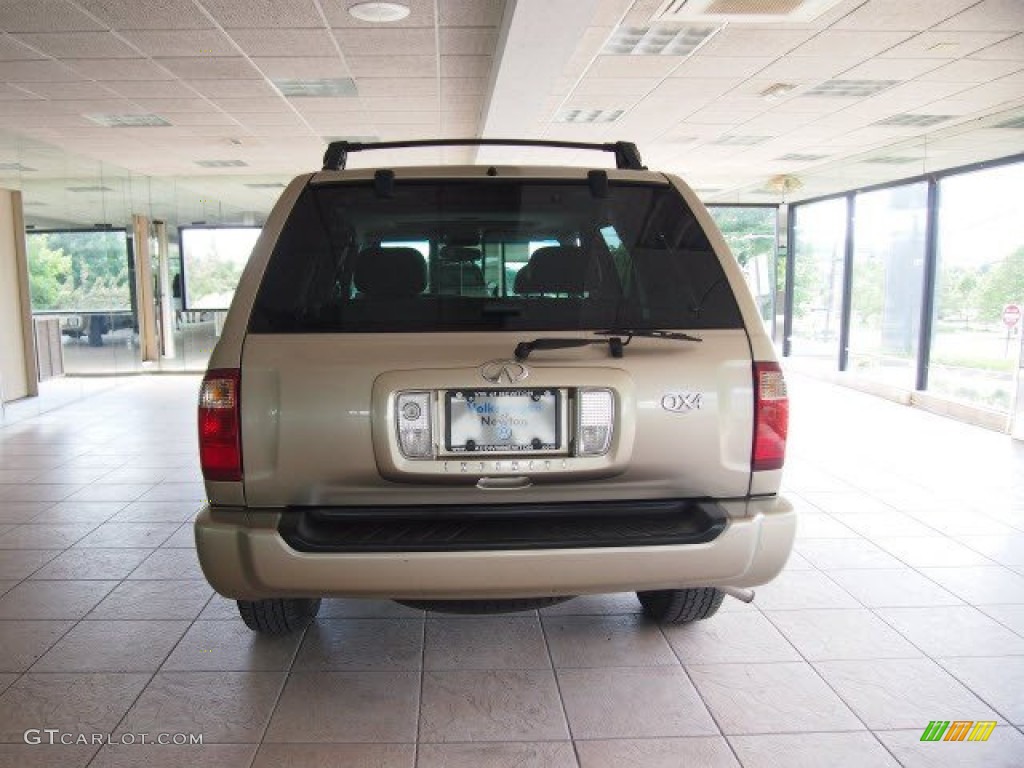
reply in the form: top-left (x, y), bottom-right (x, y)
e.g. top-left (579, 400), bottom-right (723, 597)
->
top-left (1004, 304), bottom-right (1021, 327)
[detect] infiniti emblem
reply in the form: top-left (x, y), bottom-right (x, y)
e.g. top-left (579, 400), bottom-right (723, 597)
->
top-left (480, 359), bottom-right (529, 384)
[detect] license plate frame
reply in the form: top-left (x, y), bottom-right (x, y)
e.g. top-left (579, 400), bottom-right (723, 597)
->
top-left (444, 388), bottom-right (562, 455)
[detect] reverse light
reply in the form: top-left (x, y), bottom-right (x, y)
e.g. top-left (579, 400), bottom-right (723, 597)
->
top-left (753, 361), bottom-right (788, 471)
top-left (396, 391), bottom-right (432, 458)
top-left (576, 388), bottom-right (614, 456)
top-left (198, 368), bottom-right (242, 482)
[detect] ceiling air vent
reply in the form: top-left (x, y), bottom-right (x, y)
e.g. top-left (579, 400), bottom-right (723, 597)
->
top-left (0, 162), bottom-right (36, 171)
top-left (66, 185), bottom-right (114, 192)
top-left (244, 182), bottom-right (286, 189)
top-left (652, 0), bottom-right (846, 23)
top-left (85, 113), bottom-right (170, 127)
top-left (555, 108), bottom-right (624, 124)
top-left (803, 80), bottom-right (899, 98)
top-left (777, 153), bottom-right (829, 162)
top-left (195, 160), bottom-right (248, 168)
top-left (862, 156), bottom-right (922, 165)
top-left (990, 115), bottom-right (1024, 129)
top-left (273, 78), bottom-right (357, 98)
top-left (875, 114), bottom-right (953, 127)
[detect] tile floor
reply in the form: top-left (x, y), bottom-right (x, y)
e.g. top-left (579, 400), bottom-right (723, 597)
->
top-left (0, 374), bottom-right (1023, 767)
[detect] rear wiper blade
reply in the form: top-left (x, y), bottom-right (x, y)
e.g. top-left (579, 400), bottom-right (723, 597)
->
top-left (595, 328), bottom-right (703, 343)
top-left (515, 336), bottom-right (626, 360)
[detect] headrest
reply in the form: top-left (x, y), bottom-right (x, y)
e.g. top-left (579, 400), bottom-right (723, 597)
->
top-left (353, 246), bottom-right (426, 297)
top-left (514, 245), bottom-right (590, 294)
top-left (440, 245), bottom-right (481, 263)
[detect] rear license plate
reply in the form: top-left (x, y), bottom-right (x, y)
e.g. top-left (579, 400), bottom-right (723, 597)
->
top-left (445, 389), bottom-right (560, 453)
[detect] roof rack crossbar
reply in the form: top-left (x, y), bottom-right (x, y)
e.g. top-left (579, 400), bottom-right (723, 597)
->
top-left (322, 138), bottom-right (647, 172)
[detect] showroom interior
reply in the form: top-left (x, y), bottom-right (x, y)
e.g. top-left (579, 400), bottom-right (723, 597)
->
top-left (0, 0), bottom-right (1023, 766)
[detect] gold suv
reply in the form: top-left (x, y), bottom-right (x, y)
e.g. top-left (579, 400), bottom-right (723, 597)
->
top-left (195, 139), bottom-right (795, 634)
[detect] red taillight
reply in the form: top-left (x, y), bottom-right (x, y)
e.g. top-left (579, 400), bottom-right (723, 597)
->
top-left (753, 361), bottom-right (788, 472)
top-left (199, 368), bottom-right (242, 482)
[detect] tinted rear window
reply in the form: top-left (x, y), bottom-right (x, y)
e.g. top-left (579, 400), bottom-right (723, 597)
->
top-left (248, 180), bottom-right (742, 333)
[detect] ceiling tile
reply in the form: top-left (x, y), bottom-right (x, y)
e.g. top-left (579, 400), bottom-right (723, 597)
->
top-left (127, 97), bottom-right (219, 113)
top-left (13, 32), bottom-right (143, 59)
top-left (574, 77), bottom-right (659, 96)
top-left (671, 56), bottom-right (774, 79)
top-left (969, 34), bottom-right (1024, 61)
top-left (211, 97), bottom-right (291, 113)
top-left (935, 0), bottom-right (1024, 32)
top-left (0, 35), bottom-right (46, 61)
top-left (234, 112), bottom-right (308, 126)
top-left (225, 28), bottom-right (338, 58)
top-left (196, 0), bottom-right (325, 29)
top-left (79, 0), bottom-right (216, 30)
top-left (68, 58), bottom-right (177, 80)
top-left (0, 1), bottom-right (105, 33)
top-left (187, 79), bottom-right (279, 98)
top-left (440, 78), bottom-right (487, 95)
top-left (919, 59), bottom-right (1024, 83)
top-left (791, 30), bottom-right (915, 59)
top-left (251, 57), bottom-right (349, 79)
top-left (324, 0), bottom-right (435, 28)
top-left (841, 58), bottom-right (945, 80)
top-left (347, 55), bottom-right (435, 78)
top-left (439, 28), bottom-right (498, 55)
top-left (880, 31), bottom-right (1014, 59)
top-left (438, 0), bottom-right (504, 27)
top-left (345, 77), bottom-right (437, 97)
top-left (362, 96), bottom-right (438, 111)
top-left (10, 80), bottom-right (119, 100)
top-left (833, 0), bottom-right (978, 31)
top-left (370, 111), bottom-right (441, 125)
top-left (0, 59), bottom-right (78, 82)
top-left (0, 83), bottom-right (42, 100)
top-left (699, 29), bottom-right (815, 59)
top-left (756, 56), bottom-right (863, 81)
top-left (439, 55), bottom-right (491, 78)
top-left (155, 111), bottom-right (239, 126)
top-left (155, 57), bottom-right (261, 80)
top-left (102, 79), bottom-right (196, 98)
top-left (334, 28), bottom-right (437, 56)
top-left (587, 55), bottom-right (684, 79)
top-left (118, 30), bottom-right (237, 58)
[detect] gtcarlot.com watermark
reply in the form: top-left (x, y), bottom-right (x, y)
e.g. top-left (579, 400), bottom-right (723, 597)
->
top-left (24, 729), bottom-right (203, 746)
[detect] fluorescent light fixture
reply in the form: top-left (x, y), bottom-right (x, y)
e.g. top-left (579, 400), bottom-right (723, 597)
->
top-left (603, 25), bottom-right (718, 56)
top-left (991, 115), bottom-right (1024, 129)
top-left (875, 113), bottom-right (953, 127)
top-left (244, 182), bottom-right (286, 189)
top-left (0, 162), bottom-right (36, 171)
top-left (777, 153), bottom-right (829, 162)
top-left (712, 134), bottom-right (771, 146)
top-left (195, 159), bottom-right (249, 167)
top-left (66, 185), bottom-right (114, 192)
top-left (862, 156), bottom-right (922, 165)
top-left (85, 113), bottom-right (171, 127)
top-left (348, 2), bottom-right (410, 22)
top-left (273, 78), bottom-right (357, 98)
top-left (555, 107), bottom-right (624, 124)
top-left (803, 80), bottom-right (899, 98)
top-left (760, 82), bottom-right (797, 100)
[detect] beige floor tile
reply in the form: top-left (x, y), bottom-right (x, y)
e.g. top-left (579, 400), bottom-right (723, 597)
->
top-left (793, 514), bottom-right (859, 539)
top-left (727, 731), bottom-right (899, 767)
top-left (874, 726), bottom-right (1024, 768)
top-left (840, 512), bottom-right (940, 539)
top-left (0, 675), bottom-right (16, 695)
top-left (159, 524), bottom-right (197, 548)
top-left (796, 539), bottom-right (904, 570)
top-left (112, 501), bottom-right (202, 523)
top-left (665, 612), bottom-right (801, 665)
top-left (65, 485), bottom-right (153, 504)
top-left (0, 580), bottom-right (117, 619)
top-left (0, 620), bottom-right (74, 672)
top-left (873, 536), bottom-right (995, 567)
top-left (575, 736), bottom-right (739, 767)
top-left (687, 662), bottom-right (863, 735)
top-left (827, 569), bottom-right (962, 608)
top-left (979, 604), bottom-right (1024, 636)
top-left (319, 598), bottom-right (423, 618)
top-left (419, 742), bottom-right (576, 768)
top-left (798, 492), bottom-right (895, 517)
top-left (293, 619), bottom-right (423, 671)
top-left (265, 671), bottom-right (419, 742)
top-left (117, 671), bottom-right (286, 743)
top-left (87, 580), bottom-right (212, 620)
top-left (911, 510), bottom-right (1017, 537)
top-left (73, 522), bottom-right (179, 548)
top-left (0, 524), bottom-right (98, 549)
top-left (539, 593), bottom-right (641, 615)
top-left (93, 468), bottom-right (172, 486)
top-left (30, 502), bottom-right (128, 524)
top-left (0, 549), bottom-right (56, 579)
top-left (198, 596), bottom-right (242, 621)
top-left (0, 484), bottom-right (84, 503)
top-left (813, 658), bottom-right (999, 729)
top-left (89, 743), bottom-right (258, 768)
top-left (558, 666), bottom-right (717, 739)
top-left (126, 549), bottom-right (204, 580)
top-left (424, 616), bottom-right (549, 670)
top-left (419, 669), bottom-right (567, 743)
top-left (31, 620), bottom-right (189, 672)
top-left (766, 609), bottom-right (922, 661)
top-left (937, 656), bottom-right (1024, 724)
top-left (0, 743), bottom-right (99, 767)
top-left (252, 743), bottom-right (414, 767)
top-left (876, 606), bottom-right (1024, 657)
top-left (0, 501), bottom-right (49, 524)
top-left (0, 672), bottom-right (150, 742)
top-left (161, 620), bottom-right (302, 672)
top-left (30, 548), bottom-right (152, 580)
top-left (544, 614), bottom-right (678, 668)
top-left (138, 483), bottom-right (206, 503)
top-left (919, 566), bottom-right (1024, 605)
top-left (959, 535), bottom-right (1024, 567)
top-left (751, 571), bottom-right (861, 611)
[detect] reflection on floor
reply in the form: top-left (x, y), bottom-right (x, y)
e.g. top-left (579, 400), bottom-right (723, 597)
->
top-left (57, 319), bottom-right (218, 375)
top-left (0, 374), bottom-right (1022, 767)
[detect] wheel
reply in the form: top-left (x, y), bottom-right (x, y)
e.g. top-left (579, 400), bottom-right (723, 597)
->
top-left (394, 597), bottom-right (573, 614)
top-left (237, 597), bottom-right (321, 634)
top-left (636, 588), bottom-right (724, 625)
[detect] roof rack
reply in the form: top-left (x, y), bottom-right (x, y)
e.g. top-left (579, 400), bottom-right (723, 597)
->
top-left (321, 138), bottom-right (647, 172)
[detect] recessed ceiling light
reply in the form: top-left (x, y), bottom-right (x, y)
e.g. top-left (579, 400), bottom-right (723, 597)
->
top-left (66, 185), bottom-right (114, 192)
top-left (803, 80), bottom-right (899, 98)
top-left (862, 156), bottom-right (922, 165)
top-left (273, 78), bottom-right (358, 97)
top-left (777, 153), bottom-right (829, 162)
top-left (244, 182), bottom-right (287, 189)
top-left (990, 115), bottom-right (1024, 129)
top-left (85, 113), bottom-right (171, 127)
top-left (348, 2), bottom-right (410, 23)
top-left (712, 134), bottom-right (771, 146)
top-left (603, 25), bottom-right (718, 56)
top-left (555, 107), bottom-right (624, 124)
top-left (875, 113), bottom-right (953, 127)
top-left (195, 159), bottom-right (249, 168)
top-left (0, 162), bottom-right (37, 171)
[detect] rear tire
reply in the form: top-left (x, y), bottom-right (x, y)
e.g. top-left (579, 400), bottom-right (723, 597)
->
top-left (394, 597), bottom-right (572, 614)
top-left (637, 588), bottom-right (724, 625)
top-left (237, 597), bottom-right (321, 634)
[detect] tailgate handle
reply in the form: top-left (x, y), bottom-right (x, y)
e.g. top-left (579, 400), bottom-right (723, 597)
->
top-left (476, 476), bottom-right (533, 490)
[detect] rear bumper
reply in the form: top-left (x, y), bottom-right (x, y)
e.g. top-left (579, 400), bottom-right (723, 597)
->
top-left (194, 496), bottom-right (795, 600)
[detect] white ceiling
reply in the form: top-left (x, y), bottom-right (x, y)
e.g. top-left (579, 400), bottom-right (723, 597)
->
top-left (0, 0), bottom-right (1022, 225)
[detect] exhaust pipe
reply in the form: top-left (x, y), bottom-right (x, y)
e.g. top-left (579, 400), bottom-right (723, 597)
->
top-left (720, 586), bottom-right (755, 603)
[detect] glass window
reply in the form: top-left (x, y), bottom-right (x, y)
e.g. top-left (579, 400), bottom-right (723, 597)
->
top-left (847, 183), bottom-right (928, 387)
top-left (707, 206), bottom-right (779, 336)
top-left (930, 162), bottom-right (1024, 412)
top-left (249, 180), bottom-right (744, 333)
top-left (789, 198), bottom-right (848, 368)
top-left (180, 227), bottom-right (260, 310)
